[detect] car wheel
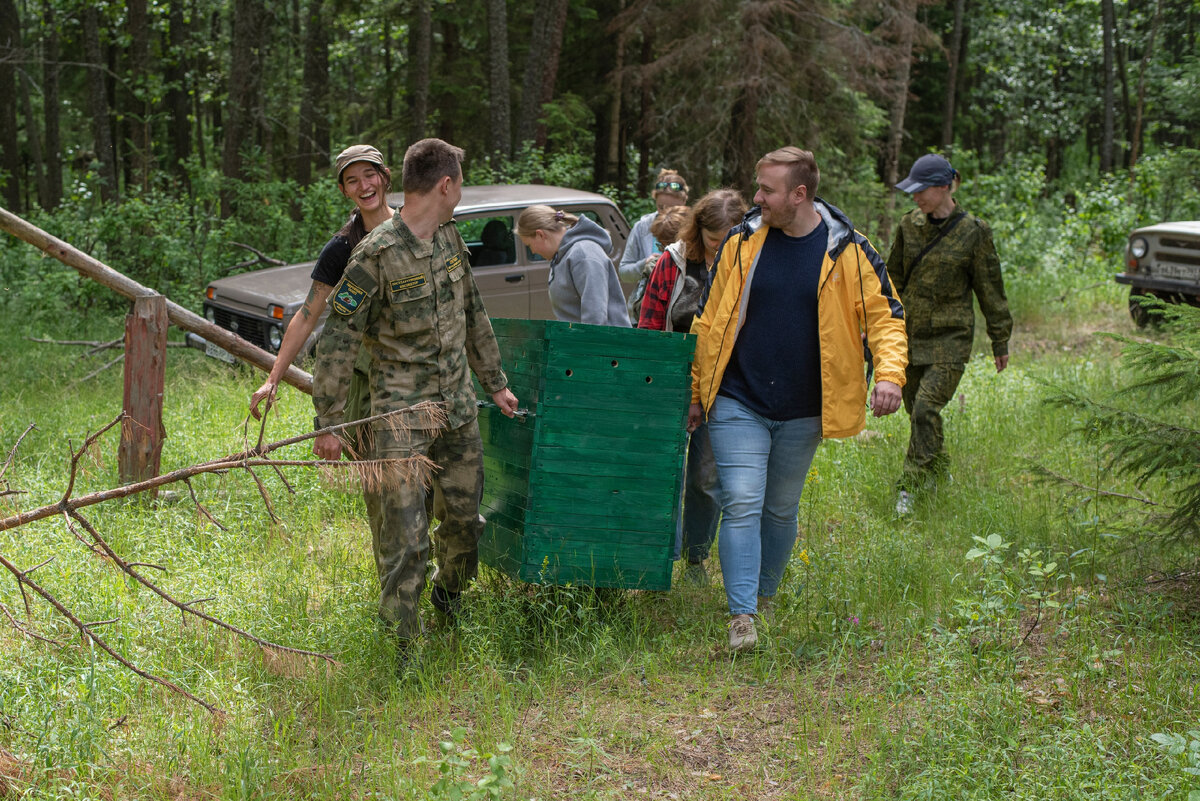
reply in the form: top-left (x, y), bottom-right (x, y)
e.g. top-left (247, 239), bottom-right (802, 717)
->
top-left (1128, 288), bottom-right (1153, 327)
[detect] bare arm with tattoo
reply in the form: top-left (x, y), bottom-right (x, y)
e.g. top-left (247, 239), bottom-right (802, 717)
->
top-left (249, 280), bottom-right (335, 419)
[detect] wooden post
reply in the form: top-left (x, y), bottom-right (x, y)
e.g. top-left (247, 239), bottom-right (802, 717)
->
top-left (119, 295), bottom-right (168, 491)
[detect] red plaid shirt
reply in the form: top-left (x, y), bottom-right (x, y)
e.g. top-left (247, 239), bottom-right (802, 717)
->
top-left (636, 251), bottom-right (682, 331)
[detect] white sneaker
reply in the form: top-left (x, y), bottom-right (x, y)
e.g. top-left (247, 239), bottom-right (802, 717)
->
top-left (895, 490), bottom-right (914, 516)
top-left (728, 614), bottom-right (758, 652)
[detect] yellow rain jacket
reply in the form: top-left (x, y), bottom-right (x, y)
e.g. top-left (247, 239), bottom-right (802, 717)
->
top-left (690, 201), bottom-right (908, 439)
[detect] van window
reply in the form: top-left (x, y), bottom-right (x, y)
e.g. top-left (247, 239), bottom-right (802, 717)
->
top-left (460, 216), bottom-right (517, 267)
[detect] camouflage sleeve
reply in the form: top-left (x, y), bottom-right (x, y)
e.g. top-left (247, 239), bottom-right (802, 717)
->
top-left (312, 257), bottom-right (379, 428)
top-left (461, 263), bottom-right (509, 395)
top-left (886, 221), bottom-right (907, 297)
top-left (970, 221), bottom-right (1013, 357)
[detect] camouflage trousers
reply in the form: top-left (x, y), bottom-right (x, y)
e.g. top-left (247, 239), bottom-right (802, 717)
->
top-left (900, 362), bottom-right (965, 490)
top-left (366, 419), bottom-right (485, 639)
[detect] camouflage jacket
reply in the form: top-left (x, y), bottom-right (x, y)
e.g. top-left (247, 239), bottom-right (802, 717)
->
top-left (313, 209), bottom-right (509, 432)
top-left (886, 204), bottom-right (1012, 365)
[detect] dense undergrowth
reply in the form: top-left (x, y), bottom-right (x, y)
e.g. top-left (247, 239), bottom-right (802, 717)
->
top-left (1, 162), bottom-right (1199, 799)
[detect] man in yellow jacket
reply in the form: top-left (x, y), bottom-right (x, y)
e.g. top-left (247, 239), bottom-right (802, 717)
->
top-left (687, 146), bottom-right (908, 652)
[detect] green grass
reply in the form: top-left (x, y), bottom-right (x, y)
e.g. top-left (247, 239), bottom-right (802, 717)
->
top-left (1, 296), bottom-right (1198, 800)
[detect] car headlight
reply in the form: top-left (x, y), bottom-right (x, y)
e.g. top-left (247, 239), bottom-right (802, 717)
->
top-left (1130, 237), bottom-right (1148, 259)
top-left (268, 324), bottom-right (283, 351)
top-left (204, 306), bottom-right (216, 323)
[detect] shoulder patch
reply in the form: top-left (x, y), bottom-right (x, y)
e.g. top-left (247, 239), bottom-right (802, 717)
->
top-left (331, 279), bottom-right (369, 315)
top-left (390, 273), bottom-right (427, 293)
top-left (446, 252), bottom-right (465, 274)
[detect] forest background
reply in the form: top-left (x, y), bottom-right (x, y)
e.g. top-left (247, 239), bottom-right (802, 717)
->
top-left (1, 0), bottom-right (1199, 311)
top-left (2, 1), bottom-right (1200, 799)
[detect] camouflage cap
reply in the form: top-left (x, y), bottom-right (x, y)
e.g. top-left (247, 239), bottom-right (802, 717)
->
top-left (896, 154), bottom-right (956, 194)
top-left (335, 144), bottom-right (386, 182)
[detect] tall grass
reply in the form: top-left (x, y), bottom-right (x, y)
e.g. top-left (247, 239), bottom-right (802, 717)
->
top-left (2, 165), bottom-right (1199, 797)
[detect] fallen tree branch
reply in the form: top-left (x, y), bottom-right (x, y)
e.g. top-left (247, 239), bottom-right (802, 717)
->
top-left (73, 354), bottom-right (124, 384)
top-left (0, 402), bottom-right (447, 713)
top-left (0, 602), bottom-right (68, 647)
top-left (227, 242), bottom-right (287, 272)
top-left (0, 423), bottom-right (35, 483)
top-left (0, 403), bottom-right (446, 533)
top-left (0, 549), bottom-right (220, 715)
top-left (1028, 462), bottom-right (1157, 505)
top-left (65, 510), bottom-right (338, 665)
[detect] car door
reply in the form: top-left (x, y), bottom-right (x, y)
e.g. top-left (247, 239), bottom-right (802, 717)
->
top-left (458, 213), bottom-right (530, 319)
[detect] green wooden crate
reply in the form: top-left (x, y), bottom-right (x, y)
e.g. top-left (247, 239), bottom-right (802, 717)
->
top-left (474, 318), bottom-right (695, 590)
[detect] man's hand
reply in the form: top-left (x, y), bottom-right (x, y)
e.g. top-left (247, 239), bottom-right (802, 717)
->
top-left (313, 432), bottom-right (343, 461)
top-left (249, 380), bottom-right (278, 420)
top-left (869, 380), bottom-right (902, 417)
top-left (687, 402), bottom-right (704, 433)
top-left (994, 354), bottom-right (1009, 373)
top-left (492, 387), bottom-right (519, 418)
top-left (642, 254), bottom-right (657, 277)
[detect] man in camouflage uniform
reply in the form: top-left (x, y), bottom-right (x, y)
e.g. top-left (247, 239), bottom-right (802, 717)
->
top-left (888, 154), bottom-right (1012, 514)
top-left (312, 138), bottom-right (518, 653)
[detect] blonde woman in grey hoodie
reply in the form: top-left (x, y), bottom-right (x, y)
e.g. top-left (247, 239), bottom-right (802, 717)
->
top-left (516, 205), bottom-right (631, 327)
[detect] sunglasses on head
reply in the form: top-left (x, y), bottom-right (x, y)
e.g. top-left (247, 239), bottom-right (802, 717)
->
top-left (655, 181), bottom-right (684, 193)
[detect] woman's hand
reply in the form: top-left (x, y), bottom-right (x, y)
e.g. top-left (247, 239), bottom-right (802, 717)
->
top-left (249, 380), bottom-right (278, 420)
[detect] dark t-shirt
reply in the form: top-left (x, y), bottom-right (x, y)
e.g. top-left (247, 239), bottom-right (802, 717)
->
top-left (310, 235), bottom-right (353, 286)
top-left (718, 222), bottom-right (826, 421)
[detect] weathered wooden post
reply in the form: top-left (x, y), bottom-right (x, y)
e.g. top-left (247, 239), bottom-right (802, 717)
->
top-left (119, 295), bottom-right (168, 492)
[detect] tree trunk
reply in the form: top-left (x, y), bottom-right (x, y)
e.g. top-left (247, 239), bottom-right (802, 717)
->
top-left (20, 71), bottom-right (49, 209)
top-left (42, 0), bottom-right (62, 209)
top-left (436, 11), bottom-right (462, 144)
top-left (297, 0), bottom-right (328, 186)
top-left (165, 0), bottom-right (192, 185)
top-left (941, 0), bottom-right (966, 153)
top-left (383, 14), bottom-right (396, 164)
top-left (603, 2), bottom-right (626, 187)
top-left (0, 0), bottom-right (22, 212)
top-left (408, 0), bottom-right (432, 144)
top-left (127, 0), bottom-right (151, 193)
top-left (221, 0), bottom-right (269, 218)
top-left (635, 33), bottom-right (653, 197)
top-left (83, 6), bottom-right (119, 204)
top-left (882, 0), bottom-right (916, 241)
top-left (1114, 6), bottom-right (1132, 167)
top-left (534, 0), bottom-right (570, 149)
top-left (1100, 0), bottom-right (1116, 173)
top-left (487, 0), bottom-right (512, 160)
top-left (1130, 0), bottom-right (1164, 168)
top-left (516, 0), bottom-right (551, 150)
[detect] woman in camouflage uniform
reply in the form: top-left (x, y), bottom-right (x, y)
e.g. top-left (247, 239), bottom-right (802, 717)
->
top-left (887, 154), bottom-right (1013, 515)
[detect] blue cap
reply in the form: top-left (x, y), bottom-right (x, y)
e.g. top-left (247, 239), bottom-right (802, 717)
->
top-left (895, 154), bottom-right (956, 193)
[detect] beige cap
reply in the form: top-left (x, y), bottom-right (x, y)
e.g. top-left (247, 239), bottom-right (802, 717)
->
top-left (334, 144), bottom-right (386, 181)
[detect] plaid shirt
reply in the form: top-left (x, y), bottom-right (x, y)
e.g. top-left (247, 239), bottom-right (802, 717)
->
top-left (636, 251), bottom-right (681, 331)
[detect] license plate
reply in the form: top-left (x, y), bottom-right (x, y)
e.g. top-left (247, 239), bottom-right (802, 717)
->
top-left (205, 340), bottom-right (237, 364)
top-left (1155, 263), bottom-right (1200, 281)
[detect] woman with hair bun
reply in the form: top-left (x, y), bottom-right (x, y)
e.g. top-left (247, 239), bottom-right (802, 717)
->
top-left (516, 205), bottom-right (630, 326)
top-left (618, 168), bottom-right (690, 283)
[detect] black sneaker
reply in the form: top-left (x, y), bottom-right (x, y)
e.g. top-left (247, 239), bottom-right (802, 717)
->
top-left (430, 585), bottom-right (462, 625)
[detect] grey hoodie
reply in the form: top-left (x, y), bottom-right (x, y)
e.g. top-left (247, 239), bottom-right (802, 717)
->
top-left (548, 216), bottom-right (631, 326)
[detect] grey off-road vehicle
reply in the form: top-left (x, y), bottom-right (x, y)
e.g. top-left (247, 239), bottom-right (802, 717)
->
top-left (1115, 221), bottom-right (1200, 326)
top-left (187, 184), bottom-right (631, 361)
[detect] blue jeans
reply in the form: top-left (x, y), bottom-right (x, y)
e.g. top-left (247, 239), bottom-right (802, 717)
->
top-left (707, 395), bottom-right (822, 616)
top-left (672, 422), bottom-right (721, 562)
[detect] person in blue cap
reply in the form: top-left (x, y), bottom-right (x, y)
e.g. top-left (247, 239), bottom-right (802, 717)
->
top-left (887, 153), bottom-right (1013, 515)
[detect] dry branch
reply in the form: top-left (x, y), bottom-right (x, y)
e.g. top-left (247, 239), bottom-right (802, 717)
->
top-left (0, 401), bottom-right (447, 714)
top-left (0, 549), bottom-right (220, 714)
